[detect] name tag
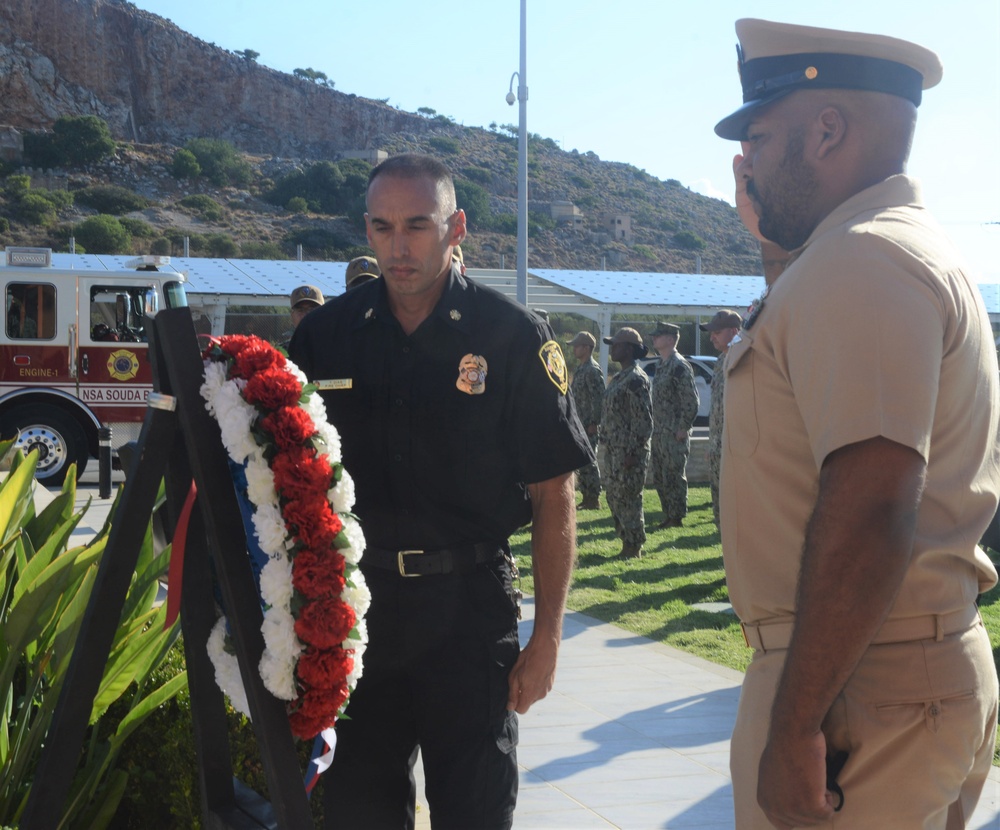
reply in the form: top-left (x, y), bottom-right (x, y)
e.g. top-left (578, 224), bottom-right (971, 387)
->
top-left (315, 378), bottom-right (352, 390)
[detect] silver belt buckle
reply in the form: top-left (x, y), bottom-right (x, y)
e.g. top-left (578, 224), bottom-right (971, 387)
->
top-left (397, 550), bottom-right (424, 577)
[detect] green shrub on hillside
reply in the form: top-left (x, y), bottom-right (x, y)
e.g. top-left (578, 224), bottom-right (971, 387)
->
top-left (428, 136), bottom-right (460, 155)
top-left (74, 214), bottom-right (132, 253)
top-left (178, 194), bottom-right (225, 222)
top-left (119, 217), bottom-right (157, 238)
top-left (23, 115), bottom-right (116, 169)
top-left (55, 115), bottom-right (117, 165)
top-left (16, 192), bottom-right (58, 226)
top-left (171, 148), bottom-right (201, 180)
top-left (241, 241), bottom-right (287, 259)
top-left (486, 213), bottom-right (518, 235)
top-left (202, 232), bottom-right (239, 257)
top-left (4, 175), bottom-right (31, 199)
top-left (183, 138), bottom-right (253, 187)
top-left (461, 166), bottom-right (493, 186)
top-left (150, 237), bottom-right (172, 256)
top-left (75, 184), bottom-right (148, 215)
top-left (265, 159), bottom-right (369, 220)
top-left (673, 230), bottom-right (707, 251)
top-left (453, 180), bottom-right (489, 228)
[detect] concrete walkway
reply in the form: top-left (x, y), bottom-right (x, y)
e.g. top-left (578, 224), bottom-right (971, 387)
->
top-left (65, 474), bottom-right (1000, 829)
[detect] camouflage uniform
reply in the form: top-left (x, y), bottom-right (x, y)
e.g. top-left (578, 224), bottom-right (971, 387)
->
top-left (571, 357), bottom-right (606, 500)
top-left (707, 351), bottom-right (727, 528)
top-left (601, 364), bottom-right (652, 547)
top-left (650, 352), bottom-right (699, 522)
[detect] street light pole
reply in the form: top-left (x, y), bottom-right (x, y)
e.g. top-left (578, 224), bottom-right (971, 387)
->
top-left (507, 0), bottom-right (528, 306)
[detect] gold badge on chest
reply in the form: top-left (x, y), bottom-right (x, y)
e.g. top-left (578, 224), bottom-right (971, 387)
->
top-left (456, 354), bottom-right (488, 395)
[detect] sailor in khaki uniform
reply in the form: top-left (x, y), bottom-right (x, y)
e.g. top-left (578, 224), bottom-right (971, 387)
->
top-left (715, 19), bottom-right (1000, 830)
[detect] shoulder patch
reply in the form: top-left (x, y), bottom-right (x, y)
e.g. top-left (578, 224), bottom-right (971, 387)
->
top-left (538, 340), bottom-right (568, 394)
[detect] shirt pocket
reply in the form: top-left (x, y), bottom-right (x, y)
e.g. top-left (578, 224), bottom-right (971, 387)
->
top-left (724, 333), bottom-right (760, 457)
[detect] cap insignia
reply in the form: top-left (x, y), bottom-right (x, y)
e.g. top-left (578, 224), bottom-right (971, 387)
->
top-left (450, 309), bottom-right (462, 321)
top-left (805, 66), bottom-right (818, 80)
top-left (364, 308), bottom-right (374, 319)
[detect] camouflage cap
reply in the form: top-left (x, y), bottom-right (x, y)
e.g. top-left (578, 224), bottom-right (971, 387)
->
top-left (699, 309), bottom-right (744, 331)
top-left (651, 321), bottom-right (681, 338)
top-left (345, 256), bottom-right (381, 289)
top-left (603, 327), bottom-right (648, 356)
top-left (569, 331), bottom-right (597, 349)
top-left (290, 284), bottom-right (324, 307)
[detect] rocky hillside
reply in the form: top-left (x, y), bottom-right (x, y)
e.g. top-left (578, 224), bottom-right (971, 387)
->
top-left (0, 0), bottom-right (763, 275)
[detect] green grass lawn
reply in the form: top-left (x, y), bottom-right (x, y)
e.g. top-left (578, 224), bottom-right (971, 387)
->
top-left (510, 484), bottom-right (1000, 762)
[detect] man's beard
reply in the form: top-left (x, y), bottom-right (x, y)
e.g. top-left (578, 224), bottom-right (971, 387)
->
top-left (748, 130), bottom-right (820, 252)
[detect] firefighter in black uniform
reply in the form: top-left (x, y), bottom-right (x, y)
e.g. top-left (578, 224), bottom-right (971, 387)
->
top-left (290, 154), bottom-right (593, 830)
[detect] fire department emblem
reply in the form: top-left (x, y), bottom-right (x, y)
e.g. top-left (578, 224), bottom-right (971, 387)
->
top-left (538, 340), bottom-right (568, 395)
top-left (107, 349), bottom-right (140, 381)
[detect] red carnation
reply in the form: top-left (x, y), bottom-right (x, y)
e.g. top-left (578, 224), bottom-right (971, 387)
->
top-left (300, 685), bottom-right (350, 721)
top-left (295, 597), bottom-right (356, 648)
top-left (233, 340), bottom-right (285, 379)
top-left (292, 550), bottom-right (346, 598)
top-left (288, 685), bottom-right (350, 739)
top-left (283, 496), bottom-right (342, 549)
top-left (272, 448), bottom-right (335, 500)
top-left (244, 367), bottom-right (302, 410)
top-left (217, 334), bottom-right (257, 358)
top-left (297, 646), bottom-right (354, 690)
top-left (261, 406), bottom-right (317, 450)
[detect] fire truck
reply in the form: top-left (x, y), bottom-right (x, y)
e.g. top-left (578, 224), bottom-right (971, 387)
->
top-left (0, 247), bottom-right (189, 484)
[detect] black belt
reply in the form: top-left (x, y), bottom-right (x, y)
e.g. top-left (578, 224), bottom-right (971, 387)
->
top-left (363, 543), bottom-right (506, 577)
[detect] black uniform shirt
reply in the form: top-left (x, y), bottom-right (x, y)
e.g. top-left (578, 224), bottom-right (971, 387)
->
top-left (290, 266), bottom-right (593, 551)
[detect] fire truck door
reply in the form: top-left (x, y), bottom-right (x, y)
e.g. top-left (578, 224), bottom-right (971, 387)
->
top-left (78, 282), bottom-right (153, 416)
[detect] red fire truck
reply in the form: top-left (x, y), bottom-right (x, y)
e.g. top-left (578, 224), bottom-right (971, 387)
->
top-left (0, 247), bottom-right (189, 484)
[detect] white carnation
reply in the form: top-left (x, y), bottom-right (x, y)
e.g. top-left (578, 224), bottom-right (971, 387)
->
top-left (315, 420), bottom-right (342, 461)
top-left (252, 502), bottom-right (288, 557)
top-left (215, 382), bottom-right (258, 463)
top-left (329, 468), bottom-right (355, 513)
top-left (284, 360), bottom-right (309, 386)
top-left (259, 557), bottom-right (294, 609)
top-left (207, 617), bottom-right (250, 718)
top-left (339, 516), bottom-right (366, 565)
top-left (245, 452), bottom-right (278, 507)
top-left (200, 362), bottom-right (228, 415)
top-left (341, 569), bottom-right (371, 617)
top-left (260, 609), bottom-right (302, 700)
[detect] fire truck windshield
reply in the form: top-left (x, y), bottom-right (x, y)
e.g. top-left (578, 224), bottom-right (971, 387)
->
top-left (163, 281), bottom-right (187, 309)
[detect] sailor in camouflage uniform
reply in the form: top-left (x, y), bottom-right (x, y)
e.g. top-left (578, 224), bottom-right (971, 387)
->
top-left (649, 322), bottom-right (699, 529)
top-left (699, 310), bottom-right (742, 529)
top-left (570, 331), bottom-right (606, 510)
top-left (600, 327), bottom-right (653, 558)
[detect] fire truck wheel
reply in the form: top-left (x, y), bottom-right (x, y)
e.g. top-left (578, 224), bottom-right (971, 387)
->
top-left (7, 406), bottom-right (88, 485)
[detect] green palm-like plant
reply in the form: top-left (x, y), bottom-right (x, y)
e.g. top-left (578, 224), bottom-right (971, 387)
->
top-left (0, 441), bottom-right (185, 828)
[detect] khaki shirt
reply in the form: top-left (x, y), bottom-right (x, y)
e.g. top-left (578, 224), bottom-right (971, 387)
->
top-left (721, 175), bottom-right (1000, 624)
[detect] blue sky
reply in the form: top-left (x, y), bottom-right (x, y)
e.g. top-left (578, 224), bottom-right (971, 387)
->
top-left (129, 0), bottom-right (1000, 277)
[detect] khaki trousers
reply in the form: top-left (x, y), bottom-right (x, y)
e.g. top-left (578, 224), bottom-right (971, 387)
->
top-left (731, 620), bottom-right (998, 829)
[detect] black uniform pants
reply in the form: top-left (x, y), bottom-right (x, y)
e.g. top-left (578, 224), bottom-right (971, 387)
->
top-left (322, 556), bottom-right (521, 830)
